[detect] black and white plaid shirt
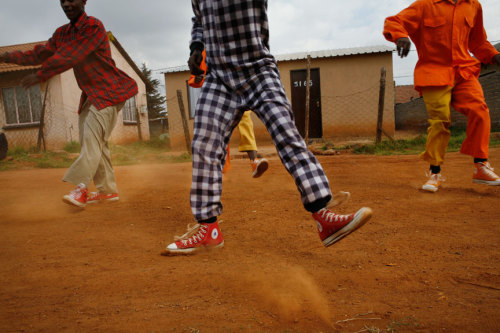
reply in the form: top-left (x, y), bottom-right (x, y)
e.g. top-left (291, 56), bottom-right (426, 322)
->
top-left (191, 0), bottom-right (278, 88)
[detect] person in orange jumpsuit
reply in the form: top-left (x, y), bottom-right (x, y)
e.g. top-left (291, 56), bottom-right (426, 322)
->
top-left (384, 0), bottom-right (500, 192)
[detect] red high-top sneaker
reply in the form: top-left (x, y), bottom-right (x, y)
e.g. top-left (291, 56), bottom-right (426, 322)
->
top-left (87, 192), bottom-right (119, 203)
top-left (162, 221), bottom-right (224, 255)
top-left (62, 183), bottom-right (88, 208)
top-left (313, 207), bottom-right (372, 247)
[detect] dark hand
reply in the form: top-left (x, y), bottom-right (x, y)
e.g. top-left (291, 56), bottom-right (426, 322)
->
top-left (21, 73), bottom-right (41, 88)
top-left (188, 49), bottom-right (204, 76)
top-left (194, 75), bottom-right (204, 84)
top-left (396, 37), bottom-right (411, 58)
top-left (494, 54), bottom-right (500, 66)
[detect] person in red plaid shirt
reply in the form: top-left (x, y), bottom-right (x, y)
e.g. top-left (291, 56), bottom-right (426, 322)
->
top-left (0, 0), bottom-right (138, 207)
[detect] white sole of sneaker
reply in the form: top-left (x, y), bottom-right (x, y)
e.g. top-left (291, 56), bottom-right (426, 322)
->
top-left (322, 207), bottom-right (372, 247)
top-left (87, 197), bottom-right (120, 204)
top-left (473, 179), bottom-right (500, 186)
top-left (62, 195), bottom-right (86, 208)
top-left (252, 159), bottom-right (269, 178)
top-left (160, 241), bottom-right (225, 256)
top-left (421, 185), bottom-right (438, 192)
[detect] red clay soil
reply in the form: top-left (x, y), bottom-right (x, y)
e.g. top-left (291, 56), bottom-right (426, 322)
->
top-left (0, 149), bottom-right (499, 332)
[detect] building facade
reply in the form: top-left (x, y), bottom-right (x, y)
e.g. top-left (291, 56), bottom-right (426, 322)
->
top-left (164, 46), bottom-right (395, 151)
top-left (0, 32), bottom-right (150, 150)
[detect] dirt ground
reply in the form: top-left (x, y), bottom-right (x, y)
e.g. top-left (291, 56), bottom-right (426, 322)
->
top-left (1, 148), bottom-right (499, 332)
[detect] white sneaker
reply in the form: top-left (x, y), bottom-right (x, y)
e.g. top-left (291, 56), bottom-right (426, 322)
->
top-left (422, 172), bottom-right (443, 192)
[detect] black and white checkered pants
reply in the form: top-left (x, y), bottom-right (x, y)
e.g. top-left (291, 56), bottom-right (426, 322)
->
top-left (190, 67), bottom-right (332, 221)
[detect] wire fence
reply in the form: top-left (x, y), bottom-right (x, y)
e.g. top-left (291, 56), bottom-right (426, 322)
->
top-left (2, 86), bottom-right (146, 151)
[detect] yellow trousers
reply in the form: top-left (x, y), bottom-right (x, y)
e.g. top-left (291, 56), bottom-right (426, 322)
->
top-left (420, 74), bottom-right (490, 165)
top-left (238, 111), bottom-right (258, 152)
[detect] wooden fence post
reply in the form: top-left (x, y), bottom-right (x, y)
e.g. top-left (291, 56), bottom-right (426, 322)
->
top-left (177, 90), bottom-right (191, 154)
top-left (37, 80), bottom-right (49, 151)
top-left (376, 67), bottom-right (386, 143)
top-left (135, 106), bottom-right (143, 142)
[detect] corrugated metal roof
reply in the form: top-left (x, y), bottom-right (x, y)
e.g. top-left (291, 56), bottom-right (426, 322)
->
top-left (161, 45), bottom-right (394, 74)
top-left (275, 45), bottom-right (394, 61)
top-left (0, 41), bottom-right (46, 74)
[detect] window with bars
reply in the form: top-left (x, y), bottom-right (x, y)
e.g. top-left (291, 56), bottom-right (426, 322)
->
top-left (122, 95), bottom-right (137, 123)
top-left (1, 85), bottom-right (42, 126)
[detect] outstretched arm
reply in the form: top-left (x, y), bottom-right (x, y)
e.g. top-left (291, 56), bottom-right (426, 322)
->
top-left (0, 41), bottom-right (54, 66)
top-left (383, 1), bottom-right (422, 58)
top-left (468, 3), bottom-right (500, 65)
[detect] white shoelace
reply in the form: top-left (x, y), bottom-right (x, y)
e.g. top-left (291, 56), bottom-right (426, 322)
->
top-left (317, 208), bottom-right (349, 223)
top-left (479, 162), bottom-right (497, 178)
top-left (174, 223), bottom-right (208, 246)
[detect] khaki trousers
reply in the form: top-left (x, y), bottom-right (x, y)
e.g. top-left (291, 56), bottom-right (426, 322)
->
top-left (63, 101), bottom-right (123, 193)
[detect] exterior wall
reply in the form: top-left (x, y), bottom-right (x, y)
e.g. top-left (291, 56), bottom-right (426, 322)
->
top-left (165, 52), bottom-right (395, 151)
top-left (109, 43), bottom-right (150, 144)
top-left (277, 52), bottom-right (395, 140)
top-left (0, 43), bottom-right (149, 149)
top-left (164, 72), bottom-right (193, 150)
top-left (395, 71), bottom-right (500, 130)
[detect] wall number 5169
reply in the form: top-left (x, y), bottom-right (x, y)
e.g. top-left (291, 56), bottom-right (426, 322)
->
top-left (293, 80), bottom-right (313, 88)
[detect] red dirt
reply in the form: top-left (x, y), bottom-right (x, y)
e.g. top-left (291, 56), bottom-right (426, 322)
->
top-left (1, 148), bottom-right (499, 332)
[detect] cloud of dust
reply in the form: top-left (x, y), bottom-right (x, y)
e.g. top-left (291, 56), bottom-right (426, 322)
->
top-left (243, 265), bottom-right (334, 327)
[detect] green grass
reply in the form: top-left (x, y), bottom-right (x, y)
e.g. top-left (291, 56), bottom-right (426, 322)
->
top-left (351, 127), bottom-right (500, 155)
top-left (0, 138), bottom-right (190, 171)
top-left (63, 140), bottom-right (80, 153)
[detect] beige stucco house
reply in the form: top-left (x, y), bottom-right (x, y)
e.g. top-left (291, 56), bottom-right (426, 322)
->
top-left (163, 45), bottom-right (395, 151)
top-left (0, 32), bottom-right (150, 150)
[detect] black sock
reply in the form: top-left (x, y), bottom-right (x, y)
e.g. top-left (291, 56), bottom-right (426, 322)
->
top-left (305, 195), bottom-right (332, 213)
top-left (474, 158), bottom-right (487, 164)
top-left (430, 165), bottom-right (441, 174)
top-left (199, 216), bottom-right (217, 224)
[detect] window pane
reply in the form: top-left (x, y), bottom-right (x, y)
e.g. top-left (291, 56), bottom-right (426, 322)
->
top-left (29, 85), bottom-right (42, 122)
top-left (130, 96), bottom-right (136, 121)
top-left (2, 88), bottom-right (18, 124)
top-left (123, 96), bottom-right (136, 122)
top-left (15, 87), bottom-right (31, 123)
top-left (123, 99), bottom-right (131, 121)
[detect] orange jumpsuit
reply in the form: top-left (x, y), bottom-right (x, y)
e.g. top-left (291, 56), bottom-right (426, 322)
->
top-left (384, 0), bottom-right (499, 163)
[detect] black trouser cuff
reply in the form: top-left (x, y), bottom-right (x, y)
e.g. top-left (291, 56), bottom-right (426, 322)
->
top-left (304, 195), bottom-right (332, 213)
top-left (198, 216), bottom-right (217, 224)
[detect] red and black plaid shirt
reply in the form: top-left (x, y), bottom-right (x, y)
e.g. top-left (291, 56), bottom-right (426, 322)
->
top-left (6, 13), bottom-right (138, 113)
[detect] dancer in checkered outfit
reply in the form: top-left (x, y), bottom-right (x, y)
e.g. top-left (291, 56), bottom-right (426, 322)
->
top-left (163, 0), bottom-right (372, 255)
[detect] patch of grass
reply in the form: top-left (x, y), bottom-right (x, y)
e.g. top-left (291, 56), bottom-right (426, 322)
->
top-left (63, 140), bottom-right (80, 153)
top-left (0, 139), bottom-right (189, 171)
top-left (352, 128), bottom-right (500, 155)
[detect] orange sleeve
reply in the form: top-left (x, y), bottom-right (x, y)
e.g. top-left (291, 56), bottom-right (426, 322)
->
top-left (383, 1), bottom-right (423, 43)
top-left (468, 3), bottom-right (500, 64)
